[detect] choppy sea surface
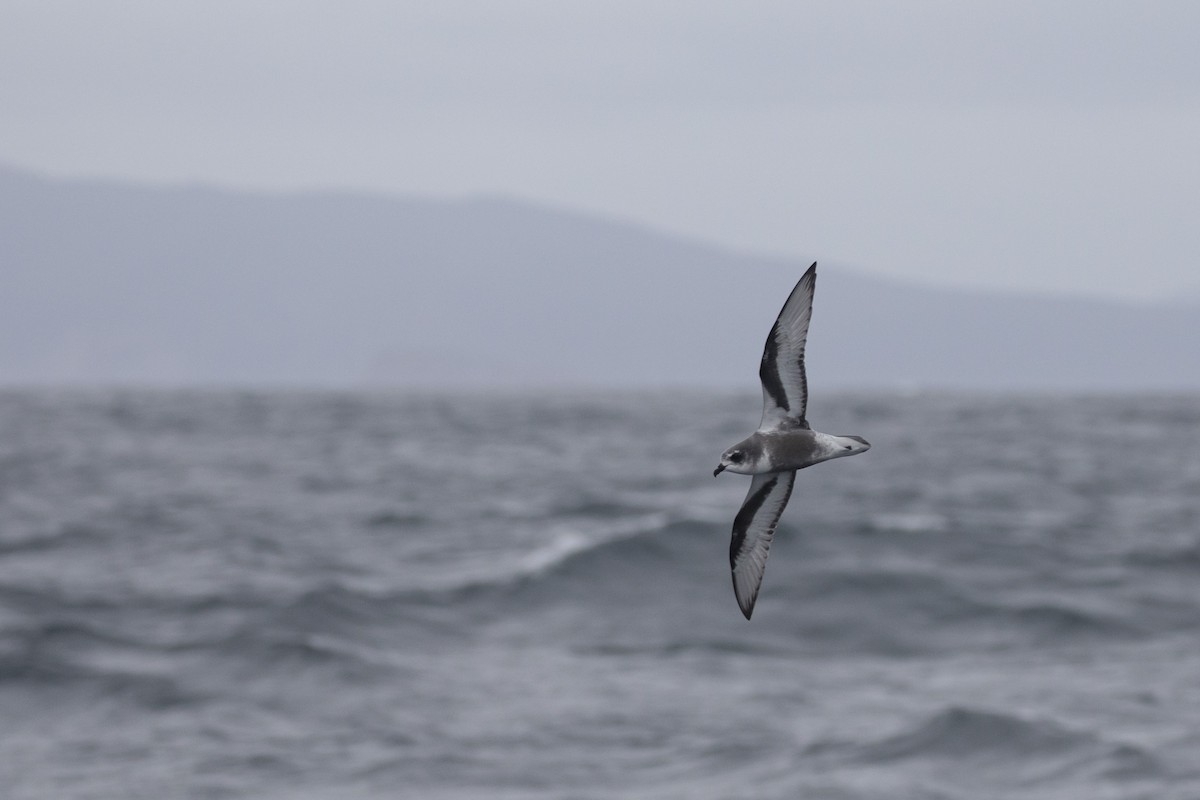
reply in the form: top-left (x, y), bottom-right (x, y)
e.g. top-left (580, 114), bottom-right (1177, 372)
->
top-left (1, 389), bottom-right (1199, 799)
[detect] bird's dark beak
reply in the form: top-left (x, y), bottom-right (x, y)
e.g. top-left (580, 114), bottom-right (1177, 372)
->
top-left (713, 464), bottom-right (725, 477)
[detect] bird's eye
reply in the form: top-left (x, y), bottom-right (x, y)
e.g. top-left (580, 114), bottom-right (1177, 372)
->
top-left (730, 452), bottom-right (744, 463)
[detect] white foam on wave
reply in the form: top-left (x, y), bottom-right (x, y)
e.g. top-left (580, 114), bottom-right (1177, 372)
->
top-left (518, 512), bottom-right (673, 576)
top-left (519, 529), bottom-right (592, 573)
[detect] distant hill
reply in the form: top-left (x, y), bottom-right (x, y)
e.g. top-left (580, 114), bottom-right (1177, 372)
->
top-left (1, 165), bottom-right (1197, 390)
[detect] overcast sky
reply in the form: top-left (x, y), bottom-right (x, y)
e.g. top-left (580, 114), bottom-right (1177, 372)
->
top-left (2, 2), bottom-right (1197, 300)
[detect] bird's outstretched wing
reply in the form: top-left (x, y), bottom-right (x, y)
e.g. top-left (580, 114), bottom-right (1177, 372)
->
top-left (759, 262), bottom-right (816, 430)
top-left (730, 470), bottom-right (796, 619)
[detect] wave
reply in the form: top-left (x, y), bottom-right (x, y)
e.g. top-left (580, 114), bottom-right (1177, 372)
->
top-left (758, 564), bottom-right (1140, 654)
top-left (405, 525), bottom-right (698, 618)
top-left (0, 522), bottom-right (109, 556)
top-left (813, 705), bottom-right (1166, 784)
top-left (0, 515), bottom-right (1158, 681)
top-left (364, 510), bottom-right (430, 528)
top-left (1124, 539), bottom-right (1200, 570)
top-left (366, 517), bottom-right (1149, 655)
top-left (853, 706), bottom-right (1090, 762)
top-left (0, 582), bottom-right (414, 698)
top-left (388, 513), bottom-right (705, 604)
top-left (573, 638), bottom-right (797, 659)
top-left (549, 498), bottom-right (661, 520)
top-left (0, 619), bottom-right (197, 708)
top-left (0, 527), bottom-right (1148, 671)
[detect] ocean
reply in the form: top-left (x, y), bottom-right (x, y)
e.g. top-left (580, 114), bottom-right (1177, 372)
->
top-left (1, 389), bottom-right (1198, 799)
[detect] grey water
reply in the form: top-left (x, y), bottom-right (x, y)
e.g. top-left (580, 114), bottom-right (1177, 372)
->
top-left (1, 389), bottom-right (1199, 799)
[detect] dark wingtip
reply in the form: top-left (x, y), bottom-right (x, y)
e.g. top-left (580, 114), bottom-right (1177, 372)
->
top-left (801, 261), bottom-right (817, 290)
top-left (735, 586), bottom-right (757, 619)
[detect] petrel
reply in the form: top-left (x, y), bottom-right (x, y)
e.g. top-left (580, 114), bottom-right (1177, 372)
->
top-left (714, 263), bottom-right (871, 619)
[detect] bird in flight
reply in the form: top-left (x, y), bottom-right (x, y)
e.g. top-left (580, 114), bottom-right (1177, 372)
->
top-left (714, 263), bottom-right (871, 619)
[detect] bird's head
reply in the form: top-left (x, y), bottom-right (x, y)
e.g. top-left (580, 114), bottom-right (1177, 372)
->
top-left (714, 440), bottom-right (761, 476)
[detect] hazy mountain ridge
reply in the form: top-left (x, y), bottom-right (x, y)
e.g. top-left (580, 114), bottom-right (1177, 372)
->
top-left (2, 166), bottom-right (1196, 390)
